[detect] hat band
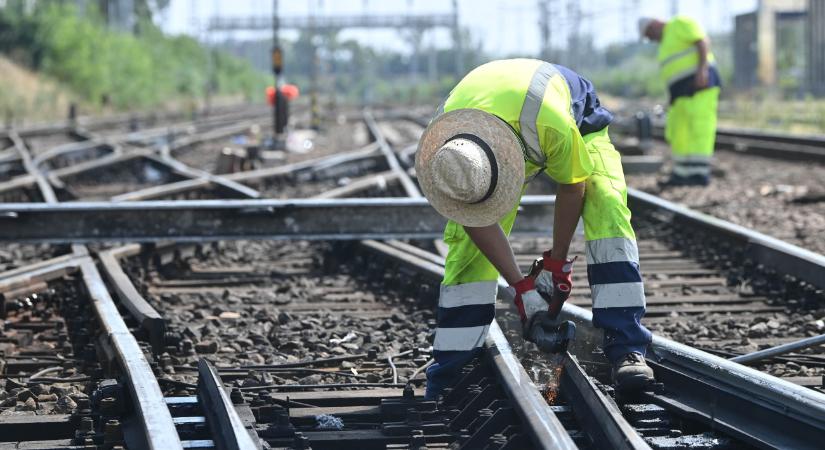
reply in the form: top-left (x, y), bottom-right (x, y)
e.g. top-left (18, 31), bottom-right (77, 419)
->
top-left (445, 133), bottom-right (498, 205)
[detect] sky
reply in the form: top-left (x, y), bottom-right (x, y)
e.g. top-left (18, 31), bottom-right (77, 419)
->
top-left (160, 0), bottom-right (759, 55)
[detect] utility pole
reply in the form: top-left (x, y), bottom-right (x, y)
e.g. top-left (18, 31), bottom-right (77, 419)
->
top-left (451, 0), bottom-right (463, 78)
top-left (670, 0), bottom-right (678, 17)
top-left (271, 0), bottom-right (285, 143)
top-left (309, 0), bottom-right (320, 130)
top-left (538, 0), bottom-right (550, 60)
top-left (566, 0), bottom-right (580, 68)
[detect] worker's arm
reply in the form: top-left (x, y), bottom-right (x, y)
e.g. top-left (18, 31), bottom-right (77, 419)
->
top-left (694, 38), bottom-right (710, 89)
top-left (465, 224), bottom-right (523, 285)
top-left (551, 181), bottom-right (586, 260)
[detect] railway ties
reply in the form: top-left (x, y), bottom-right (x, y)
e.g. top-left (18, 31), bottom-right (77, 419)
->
top-left (3, 108), bottom-right (825, 449)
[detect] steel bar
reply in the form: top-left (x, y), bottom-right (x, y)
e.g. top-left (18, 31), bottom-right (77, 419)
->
top-left (363, 109), bottom-right (421, 197)
top-left (559, 353), bottom-right (651, 449)
top-left (98, 247), bottom-right (166, 353)
top-left (145, 154), bottom-right (260, 199)
top-left (111, 177), bottom-right (213, 201)
top-left (197, 359), bottom-right (260, 450)
top-left (33, 140), bottom-right (116, 169)
top-left (9, 131), bottom-right (57, 203)
top-left (0, 173), bottom-right (37, 196)
top-left (312, 171), bottom-right (400, 199)
top-left (114, 143), bottom-right (382, 201)
top-left (0, 196), bottom-right (556, 243)
top-left (629, 188), bottom-right (825, 290)
top-left (730, 334), bottom-right (825, 365)
top-left (225, 142), bottom-right (381, 184)
top-left (48, 151), bottom-right (155, 182)
top-left (79, 258), bottom-right (182, 450)
top-left (0, 257), bottom-right (79, 294)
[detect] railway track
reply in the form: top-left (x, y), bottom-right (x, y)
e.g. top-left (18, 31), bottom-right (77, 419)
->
top-left (0, 106), bottom-right (825, 448)
top-left (611, 113), bottom-right (825, 162)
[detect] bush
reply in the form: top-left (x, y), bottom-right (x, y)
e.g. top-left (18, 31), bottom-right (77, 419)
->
top-left (1, 3), bottom-right (269, 110)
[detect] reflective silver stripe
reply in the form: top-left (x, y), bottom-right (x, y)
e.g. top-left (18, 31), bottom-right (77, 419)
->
top-left (672, 164), bottom-right (711, 177)
top-left (659, 47), bottom-right (698, 68)
top-left (519, 63), bottom-right (559, 166)
top-left (439, 281), bottom-right (497, 308)
top-left (433, 325), bottom-right (490, 351)
top-left (672, 155), bottom-right (711, 163)
top-left (585, 237), bottom-right (640, 265)
top-left (591, 282), bottom-right (646, 309)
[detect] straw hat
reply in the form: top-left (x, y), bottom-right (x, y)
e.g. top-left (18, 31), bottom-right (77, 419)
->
top-left (415, 109), bottom-right (525, 227)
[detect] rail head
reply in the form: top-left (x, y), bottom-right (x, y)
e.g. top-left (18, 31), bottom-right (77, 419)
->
top-left (628, 187), bottom-right (825, 290)
top-left (557, 302), bottom-right (825, 450)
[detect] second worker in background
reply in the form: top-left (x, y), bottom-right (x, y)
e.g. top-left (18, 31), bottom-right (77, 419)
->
top-left (415, 59), bottom-right (655, 400)
top-left (640, 16), bottom-right (721, 186)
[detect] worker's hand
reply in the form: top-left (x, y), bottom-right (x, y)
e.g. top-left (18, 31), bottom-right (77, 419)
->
top-left (694, 66), bottom-right (710, 89)
top-left (512, 277), bottom-right (549, 327)
top-left (531, 251), bottom-right (575, 319)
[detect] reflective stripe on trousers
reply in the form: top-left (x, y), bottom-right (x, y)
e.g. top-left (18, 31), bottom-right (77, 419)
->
top-left (672, 154), bottom-right (712, 177)
top-left (585, 237), bottom-right (645, 309)
top-left (432, 281), bottom-right (497, 351)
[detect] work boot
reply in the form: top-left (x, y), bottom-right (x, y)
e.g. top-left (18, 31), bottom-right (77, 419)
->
top-left (612, 352), bottom-right (654, 391)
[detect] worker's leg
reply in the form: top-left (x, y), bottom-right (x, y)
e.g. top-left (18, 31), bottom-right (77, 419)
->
top-left (668, 88), bottom-right (720, 185)
top-left (581, 127), bottom-right (652, 363)
top-left (425, 201), bottom-right (520, 399)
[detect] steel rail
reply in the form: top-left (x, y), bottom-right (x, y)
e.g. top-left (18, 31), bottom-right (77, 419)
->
top-left (730, 333), bottom-right (825, 365)
top-left (559, 353), bottom-right (651, 449)
top-left (78, 258), bottom-right (183, 449)
top-left (197, 359), bottom-right (260, 450)
top-left (355, 239), bottom-right (577, 449)
top-left (225, 142), bottom-right (382, 184)
top-left (621, 118), bottom-right (825, 161)
top-left (111, 141), bottom-right (382, 201)
top-left (368, 234), bottom-right (825, 448)
top-left (98, 246), bottom-right (167, 353)
top-left (9, 130), bottom-right (57, 203)
top-left (558, 302), bottom-right (825, 449)
top-left (628, 187), bottom-right (825, 290)
top-left (312, 170), bottom-right (400, 199)
top-left (0, 196), bottom-right (556, 243)
top-left (363, 109), bottom-right (422, 197)
top-left (146, 154), bottom-right (261, 199)
top-left (9, 123), bottom-right (185, 449)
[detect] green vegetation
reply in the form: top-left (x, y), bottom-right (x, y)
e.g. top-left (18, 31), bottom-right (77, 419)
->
top-left (0, 2), bottom-right (269, 114)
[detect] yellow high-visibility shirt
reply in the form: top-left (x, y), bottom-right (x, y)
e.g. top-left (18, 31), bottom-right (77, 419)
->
top-left (442, 59), bottom-right (594, 185)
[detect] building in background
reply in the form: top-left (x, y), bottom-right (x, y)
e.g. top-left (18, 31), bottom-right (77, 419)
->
top-left (733, 0), bottom-right (825, 96)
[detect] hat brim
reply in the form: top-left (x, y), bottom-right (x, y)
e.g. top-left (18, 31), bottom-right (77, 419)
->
top-left (415, 109), bottom-right (525, 227)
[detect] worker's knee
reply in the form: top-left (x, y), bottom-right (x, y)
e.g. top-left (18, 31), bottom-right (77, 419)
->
top-left (583, 176), bottom-right (634, 241)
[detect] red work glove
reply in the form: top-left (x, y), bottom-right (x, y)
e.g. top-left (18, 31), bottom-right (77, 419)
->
top-left (511, 277), bottom-right (550, 327)
top-left (530, 250), bottom-right (576, 319)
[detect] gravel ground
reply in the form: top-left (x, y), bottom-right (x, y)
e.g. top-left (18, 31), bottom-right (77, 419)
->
top-left (173, 118), bottom-right (370, 176)
top-left (0, 281), bottom-right (98, 417)
top-left (626, 147), bottom-right (825, 255)
top-left (0, 245), bottom-right (67, 272)
top-left (124, 240), bottom-right (434, 393)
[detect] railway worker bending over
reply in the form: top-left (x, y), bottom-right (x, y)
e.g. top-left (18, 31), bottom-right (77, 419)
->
top-left (640, 16), bottom-right (721, 186)
top-left (415, 59), bottom-right (654, 400)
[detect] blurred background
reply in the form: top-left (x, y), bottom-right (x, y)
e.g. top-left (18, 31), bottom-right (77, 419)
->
top-left (2, 0), bottom-right (824, 133)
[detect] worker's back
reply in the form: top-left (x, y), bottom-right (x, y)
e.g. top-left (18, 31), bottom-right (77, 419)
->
top-left (440, 58), bottom-right (611, 185)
